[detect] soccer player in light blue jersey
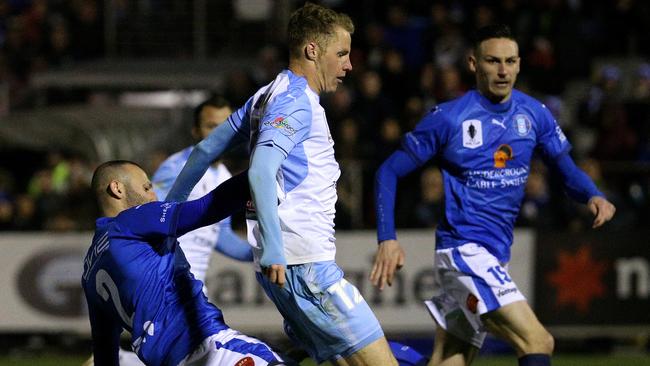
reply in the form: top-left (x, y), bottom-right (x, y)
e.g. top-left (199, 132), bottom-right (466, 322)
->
top-left (81, 161), bottom-right (283, 366)
top-left (166, 3), bottom-right (397, 365)
top-left (371, 25), bottom-right (616, 366)
top-left (153, 95), bottom-right (253, 285)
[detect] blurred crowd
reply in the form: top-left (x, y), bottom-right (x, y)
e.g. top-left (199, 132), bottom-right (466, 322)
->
top-left (1, 0), bottom-right (650, 232)
top-left (0, 150), bottom-right (96, 231)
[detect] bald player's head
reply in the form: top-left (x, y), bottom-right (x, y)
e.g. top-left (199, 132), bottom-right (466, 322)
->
top-left (91, 160), bottom-right (157, 217)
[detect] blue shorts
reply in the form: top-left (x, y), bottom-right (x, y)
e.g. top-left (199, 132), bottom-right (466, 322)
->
top-left (256, 261), bottom-right (384, 363)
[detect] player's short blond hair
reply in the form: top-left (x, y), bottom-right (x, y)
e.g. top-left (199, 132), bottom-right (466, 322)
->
top-left (287, 2), bottom-right (354, 59)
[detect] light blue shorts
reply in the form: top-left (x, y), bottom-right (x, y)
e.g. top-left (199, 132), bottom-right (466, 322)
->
top-left (256, 261), bottom-right (384, 363)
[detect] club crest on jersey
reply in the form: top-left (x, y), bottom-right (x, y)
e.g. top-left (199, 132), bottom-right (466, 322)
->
top-left (264, 116), bottom-right (296, 136)
top-left (513, 114), bottom-right (531, 136)
top-left (462, 119), bottom-right (483, 149)
top-left (493, 144), bottom-right (513, 168)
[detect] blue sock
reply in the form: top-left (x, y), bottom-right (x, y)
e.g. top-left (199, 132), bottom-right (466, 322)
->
top-left (518, 354), bottom-right (550, 366)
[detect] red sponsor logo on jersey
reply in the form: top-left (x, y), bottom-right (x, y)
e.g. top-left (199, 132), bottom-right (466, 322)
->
top-left (234, 356), bottom-right (255, 366)
top-left (466, 293), bottom-right (479, 314)
top-left (264, 116), bottom-right (297, 136)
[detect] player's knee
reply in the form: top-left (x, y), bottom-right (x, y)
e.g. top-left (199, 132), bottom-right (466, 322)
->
top-left (522, 329), bottom-right (554, 355)
top-left (540, 330), bottom-right (554, 354)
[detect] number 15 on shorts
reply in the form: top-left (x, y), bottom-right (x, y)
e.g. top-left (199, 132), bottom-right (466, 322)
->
top-left (487, 265), bottom-right (512, 285)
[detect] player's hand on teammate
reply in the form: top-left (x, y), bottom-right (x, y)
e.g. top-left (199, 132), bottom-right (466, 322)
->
top-left (370, 239), bottom-right (405, 291)
top-left (262, 264), bottom-right (286, 288)
top-left (587, 196), bottom-right (616, 228)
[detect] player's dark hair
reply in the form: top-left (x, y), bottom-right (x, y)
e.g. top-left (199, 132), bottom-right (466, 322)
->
top-left (193, 94), bottom-right (231, 129)
top-left (472, 24), bottom-right (516, 53)
top-left (91, 160), bottom-right (144, 200)
top-left (287, 2), bottom-right (354, 59)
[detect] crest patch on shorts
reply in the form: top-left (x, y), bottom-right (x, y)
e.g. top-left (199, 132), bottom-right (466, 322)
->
top-left (466, 293), bottom-right (479, 314)
top-left (234, 356), bottom-right (255, 366)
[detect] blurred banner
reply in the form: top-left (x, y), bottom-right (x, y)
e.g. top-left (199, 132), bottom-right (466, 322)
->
top-left (0, 230), bottom-right (534, 334)
top-left (535, 230), bottom-right (650, 331)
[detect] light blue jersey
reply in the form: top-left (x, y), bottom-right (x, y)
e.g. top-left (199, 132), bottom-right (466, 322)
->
top-left (230, 70), bottom-right (382, 362)
top-left (165, 70), bottom-right (385, 363)
top-left (229, 69), bottom-right (340, 265)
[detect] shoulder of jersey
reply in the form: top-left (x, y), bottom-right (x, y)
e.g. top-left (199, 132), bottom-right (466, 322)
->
top-left (154, 147), bottom-right (191, 176)
top-left (429, 91), bottom-right (475, 119)
top-left (512, 89), bottom-right (542, 107)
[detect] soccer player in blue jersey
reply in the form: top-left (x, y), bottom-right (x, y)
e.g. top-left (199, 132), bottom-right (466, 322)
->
top-left (153, 95), bottom-right (253, 285)
top-left (166, 3), bottom-right (398, 365)
top-left (81, 160), bottom-right (283, 366)
top-left (106, 97), bottom-right (253, 366)
top-left (371, 24), bottom-right (616, 366)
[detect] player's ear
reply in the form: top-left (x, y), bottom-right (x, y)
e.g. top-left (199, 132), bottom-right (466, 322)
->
top-left (468, 53), bottom-right (477, 73)
top-left (107, 180), bottom-right (124, 199)
top-left (305, 41), bottom-right (318, 61)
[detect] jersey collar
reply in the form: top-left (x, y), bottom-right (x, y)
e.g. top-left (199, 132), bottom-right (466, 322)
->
top-left (476, 90), bottom-right (513, 113)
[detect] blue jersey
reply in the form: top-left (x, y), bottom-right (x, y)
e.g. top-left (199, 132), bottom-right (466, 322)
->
top-left (81, 201), bottom-right (229, 366)
top-left (400, 89), bottom-right (570, 262)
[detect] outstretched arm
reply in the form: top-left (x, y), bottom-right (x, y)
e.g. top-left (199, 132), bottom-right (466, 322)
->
top-left (371, 149), bottom-right (420, 290)
top-left (120, 172), bottom-right (250, 240)
top-left (548, 153), bottom-right (616, 228)
top-left (174, 171), bottom-right (250, 236)
top-left (214, 221), bottom-right (254, 262)
top-left (249, 145), bottom-right (286, 287)
top-left (166, 122), bottom-right (244, 202)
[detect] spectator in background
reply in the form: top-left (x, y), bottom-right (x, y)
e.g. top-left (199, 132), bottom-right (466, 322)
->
top-left (579, 64), bottom-right (623, 128)
top-left (418, 62), bottom-right (438, 110)
top-left (382, 4), bottom-right (425, 69)
top-left (44, 14), bottom-right (72, 67)
top-left (436, 64), bottom-right (466, 102)
top-left (414, 167), bottom-right (444, 228)
top-left (12, 193), bottom-right (38, 230)
top-left (517, 160), bottom-right (551, 228)
top-left (323, 83), bottom-right (354, 126)
top-left (68, 0), bottom-right (103, 60)
top-left (630, 63), bottom-right (650, 163)
top-left (380, 48), bottom-right (411, 108)
top-left (353, 69), bottom-right (395, 146)
top-left (431, 22), bottom-right (466, 69)
top-left (562, 158), bottom-right (631, 232)
top-left (632, 63), bottom-right (650, 102)
top-left (152, 94), bottom-right (253, 286)
top-left (360, 22), bottom-right (385, 70)
top-left (0, 192), bottom-right (12, 230)
top-left (224, 69), bottom-right (257, 107)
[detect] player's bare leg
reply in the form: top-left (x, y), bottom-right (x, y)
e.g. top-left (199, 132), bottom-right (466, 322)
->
top-left (428, 327), bottom-right (478, 366)
top-left (481, 300), bottom-right (554, 357)
top-left (337, 337), bottom-right (398, 366)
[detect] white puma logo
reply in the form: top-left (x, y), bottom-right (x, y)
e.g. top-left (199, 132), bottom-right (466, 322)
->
top-left (492, 118), bottom-right (506, 129)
